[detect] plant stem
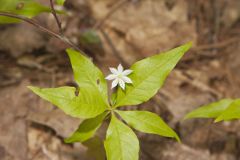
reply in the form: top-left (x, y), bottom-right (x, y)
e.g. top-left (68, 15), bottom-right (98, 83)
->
top-left (100, 28), bottom-right (129, 67)
top-left (0, 11), bottom-right (88, 56)
top-left (49, 0), bottom-right (63, 34)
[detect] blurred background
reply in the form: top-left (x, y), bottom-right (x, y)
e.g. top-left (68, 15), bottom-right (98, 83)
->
top-left (0, 0), bottom-right (240, 159)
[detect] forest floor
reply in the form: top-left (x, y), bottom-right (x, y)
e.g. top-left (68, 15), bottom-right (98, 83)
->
top-left (0, 0), bottom-right (240, 160)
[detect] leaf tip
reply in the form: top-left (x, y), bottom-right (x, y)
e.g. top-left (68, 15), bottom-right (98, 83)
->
top-left (183, 115), bottom-right (190, 121)
top-left (66, 48), bottom-right (87, 60)
top-left (214, 117), bottom-right (222, 123)
top-left (66, 48), bottom-right (74, 55)
top-left (27, 86), bottom-right (38, 92)
top-left (174, 134), bottom-right (181, 143)
top-left (186, 41), bottom-right (193, 47)
top-left (182, 112), bottom-right (195, 121)
top-left (64, 138), bottom-right (73, 144)
top-left (27, 85), bottom-right (33, 89)
top-left (183, 41), bottom-right (193, 52)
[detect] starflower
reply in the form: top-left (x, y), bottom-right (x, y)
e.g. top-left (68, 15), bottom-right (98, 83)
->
top-left (105, 64), bottom-right (133, 90)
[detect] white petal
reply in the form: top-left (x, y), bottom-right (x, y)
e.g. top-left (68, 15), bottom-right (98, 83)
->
top-left (105, 74), bottom-right (117, 80)
top-left (109, 67), bottom-right (118, 74)
top-left (119, 79), bottom-right (125, 90)
top-left (122, 69), bottom-right (133, 76)
top-left (111, 78), bottom-right (119, 89)
top-left (117, 64), bottom-right (123, 72)
top-left (122, 76), bottom-right (132, 83)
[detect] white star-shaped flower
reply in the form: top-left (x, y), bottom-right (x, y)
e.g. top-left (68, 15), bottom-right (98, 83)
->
top-left (105, 64), bottom-right (133, 90)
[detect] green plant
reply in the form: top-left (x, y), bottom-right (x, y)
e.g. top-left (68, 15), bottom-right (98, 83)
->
top-left (28, 43), bottom-right (192, 160)
top-left (185, 98), bottom-right (240, 122)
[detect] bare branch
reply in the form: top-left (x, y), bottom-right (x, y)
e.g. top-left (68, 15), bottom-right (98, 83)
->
top-left (49, 0), bottom-right (63, 34)
top-left (100, 28), bottom-right (129, 67)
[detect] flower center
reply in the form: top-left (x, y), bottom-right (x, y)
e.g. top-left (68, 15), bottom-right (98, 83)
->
top-left (117, 73), bottom-right (123, 78)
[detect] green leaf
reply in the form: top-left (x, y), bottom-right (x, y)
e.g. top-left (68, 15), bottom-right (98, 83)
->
top-left (215, 99), bottom-right (240, 122)
top-left (110, 92), bottom-right (117, 106)
top-left (66, 48), bottom-right (109, 108)
top-left (104, 114), bottom-right (139, 160)
top-left (28, 86), bottom-right (107, 119)
top-left (117, 110), bottom-right (180, 141)
top-left (56, 0), bottom-right (65, 5)
top-left (0, 0), bottom-right (51, 23)
top-left (65, 112), bottom-right (108, 143)
top-left (184, 99), bottom-right (233, 120)
top-left (114, 42), bottom-right (192, 108)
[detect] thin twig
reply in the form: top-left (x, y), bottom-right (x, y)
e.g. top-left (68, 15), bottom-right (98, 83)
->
top-left (49, 0), bottom-right (63, 34)
top-left (100, 28), bottom-right (129, 67)
top-left (193, 37), bottom-right (240, 51)
top-left (0, 11), bottom-right (87, 56)
top-left (94, 0), bottom-right (129, 29)
top-left (0, 12), bottom-right (61, 40)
